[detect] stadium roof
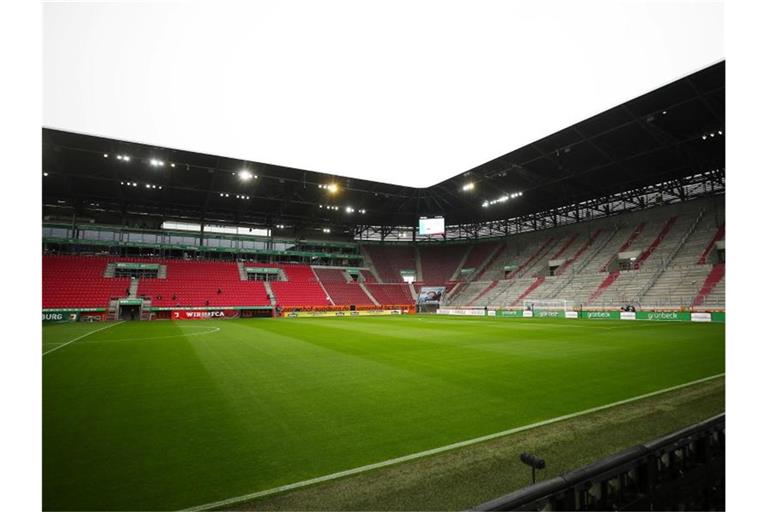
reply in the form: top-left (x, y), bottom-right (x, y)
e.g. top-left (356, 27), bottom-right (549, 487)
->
top-left (44, 1), bottom-right (723, 188)
top-left (43, 61), bottom-right (724, 233)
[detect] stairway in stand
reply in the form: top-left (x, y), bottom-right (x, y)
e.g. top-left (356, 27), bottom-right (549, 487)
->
top-left (698, 226), bottom-right (725, 264)
top-left (511, 276), bottom-right (545, 307)
top-left (602, 223), bottom-right (645, 271)
top-left (587, 271), bottom-right (621, 304)
top-left (634, 217), bottom-right (677, 268)
top-left (692, 264), bottom-right (725, 306)
top-left (469, 281), bottom-right (498, 305)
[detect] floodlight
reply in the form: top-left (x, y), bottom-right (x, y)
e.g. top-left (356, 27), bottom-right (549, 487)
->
top-left (238, 169), bottom-right (253, 181)
top-left (462, 182), bottom-right (475, 191)
top-left (520, 452), bottom-right (546, 483)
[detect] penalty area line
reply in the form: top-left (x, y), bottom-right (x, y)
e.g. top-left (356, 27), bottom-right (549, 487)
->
top-left (42, 321), bottom-right (125, 356)
top-left (180, 372), bottom-right (725, 512)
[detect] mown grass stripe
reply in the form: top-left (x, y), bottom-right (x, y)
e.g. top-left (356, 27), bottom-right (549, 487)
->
top-left (181, 372), bottom-right (724, 512)
top-left (42, 321), bottom-right (124, 356)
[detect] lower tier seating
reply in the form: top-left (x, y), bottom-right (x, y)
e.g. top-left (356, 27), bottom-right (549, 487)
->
top-left (366, 283), bottom-right (414, 305)
top-left (43, 256), bottom-right (130, 308)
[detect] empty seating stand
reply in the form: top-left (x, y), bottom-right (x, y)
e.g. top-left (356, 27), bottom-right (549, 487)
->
top-left (313, 267), bottom-right (374, 305)
top-left (364, 245), bottom-right (416, 283)
top-left (137, 260), bottom-right (270, 308)
top-left (270, 264), bottom-right (329, 307)
top-left (366, 283), bottom-right (414, 306)
top-left (418, 245), bottom-right (467, 285)
top-left (43, 255), bottom-right (129, 308)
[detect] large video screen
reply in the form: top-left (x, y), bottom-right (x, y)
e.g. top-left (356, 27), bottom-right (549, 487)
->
top-left (418, 216), bottom-right (445, 235)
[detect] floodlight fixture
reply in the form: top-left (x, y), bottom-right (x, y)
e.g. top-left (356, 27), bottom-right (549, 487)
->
top-left (520, 452), bottom-right (546, 483)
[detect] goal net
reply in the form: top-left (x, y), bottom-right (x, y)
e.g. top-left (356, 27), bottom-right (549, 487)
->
top-left (522, 299), bottom-right (575, 312)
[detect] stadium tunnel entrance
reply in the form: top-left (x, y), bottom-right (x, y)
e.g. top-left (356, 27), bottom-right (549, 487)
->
top-left (119, 304), bottom-right (141, 321)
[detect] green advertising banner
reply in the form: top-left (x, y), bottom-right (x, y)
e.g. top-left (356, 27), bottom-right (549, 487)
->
top-left (581, 311), bottom-right (620, 320)
top-left (635, 311), bottom-right (691, 322)
top-left (115, 263), bottom-right (160, 270)
top-left (495, 310), bottom-right (523, 317)
top-left (534, 310), bottom-right (565, 318)
top-left (245, 267), bottom-right (281, 274)
top-left (42, 311), bottom-right (80, 322)
top-left (711, 312), bottom-right (725, 323)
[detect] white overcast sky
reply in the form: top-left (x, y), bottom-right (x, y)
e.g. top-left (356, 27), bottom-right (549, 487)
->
top-left (43, 1), bottom-right (723, 187)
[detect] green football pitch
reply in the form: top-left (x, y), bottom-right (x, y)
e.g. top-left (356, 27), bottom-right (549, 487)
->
top-left (42, 316), bottom-right (725, 511)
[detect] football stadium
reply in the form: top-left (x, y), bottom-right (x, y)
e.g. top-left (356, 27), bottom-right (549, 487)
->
top-left (39, 4), bottom-right (728, 511)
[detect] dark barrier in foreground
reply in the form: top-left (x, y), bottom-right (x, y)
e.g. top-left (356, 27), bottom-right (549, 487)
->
top-left (473, 414), bottom-right (725, 511)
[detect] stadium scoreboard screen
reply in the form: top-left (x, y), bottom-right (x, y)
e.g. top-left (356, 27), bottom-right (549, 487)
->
top-left (419, 216), bottom-right (444, 235)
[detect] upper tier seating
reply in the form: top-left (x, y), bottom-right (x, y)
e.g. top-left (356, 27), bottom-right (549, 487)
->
top-left (358, 269), bottom-right (380, 283)
top-left (461, 243), bottom-right (502, 278)
top-left (43, 255), bottom-right (129, 308)
top-left (419, 245), bottom-right (467, 285)
top-left (312, 268), bottom-right (349, 283)
top-left (364, 245), bottom-right (416, 283)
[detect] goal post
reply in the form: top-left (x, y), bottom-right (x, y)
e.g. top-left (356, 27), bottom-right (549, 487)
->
top-left (522, 299), bottom-right (575, 312)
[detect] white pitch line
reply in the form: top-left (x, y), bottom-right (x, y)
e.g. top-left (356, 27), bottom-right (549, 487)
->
top-left (180, 372), bottom-right (725, 512)
top-left (42, 321), bottom-right (125, 356)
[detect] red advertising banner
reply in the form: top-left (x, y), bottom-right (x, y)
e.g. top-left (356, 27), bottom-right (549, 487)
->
top-left (171, 310), bottom-right (240, 320)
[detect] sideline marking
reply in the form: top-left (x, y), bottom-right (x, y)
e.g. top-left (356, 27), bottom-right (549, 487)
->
top-left (180, 372), bottom-right (725, 512)
top-left (42, 321), bottom-right (125, 356)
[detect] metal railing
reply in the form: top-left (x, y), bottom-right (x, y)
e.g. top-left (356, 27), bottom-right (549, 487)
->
top-left (473, 414), bottom-right (725, 511)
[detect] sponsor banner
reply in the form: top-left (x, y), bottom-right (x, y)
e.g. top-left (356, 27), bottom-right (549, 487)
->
top-left (534, 310), bottom-right (565, 318)
top-left (42, 311), bottom-right (80, 322)
top-left (636, 311), bottom-right (691, 322)
top-left (620, 311), bottom-right (637, 320)
top-left (418, 286), bottom-right (446, 304)
top-left (115, 262), bottom-right (160, 270)
top-left (436, 308), bottom-right (486, 316)
top-left (582, 311), bottom-right (620, 320)
top-left (495, 310), bottom-right (523, 317)
top-left (522, 310), bottom-right (533, 318)
top-left (565, 311), bottom-right (579, 319)
top-left (691, 312), bottom-right (712, 323)
top-left (711, 312), bottom-right (725, 323)
top-left (283, 309), bottom-right (402, 318)
top-left (245, 267), bottom-right (281, 274)
top-left (79, 312), bottom-right (106, 322)
top-left (172, 309), bottom-right (240, 320)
